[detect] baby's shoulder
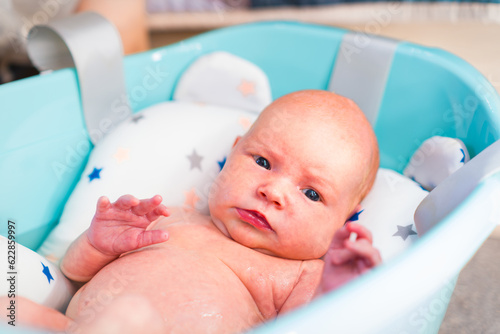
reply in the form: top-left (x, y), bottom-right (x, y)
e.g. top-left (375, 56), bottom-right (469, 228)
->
top-left (255, 258), bottom-right (323, 315)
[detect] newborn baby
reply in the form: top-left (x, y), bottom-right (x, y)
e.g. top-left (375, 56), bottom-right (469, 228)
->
top-left (39, 90), bottom-right (381, 333)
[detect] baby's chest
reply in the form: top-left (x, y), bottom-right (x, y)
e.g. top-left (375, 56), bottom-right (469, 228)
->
top-left (151, 220), bottom-right (303, 317)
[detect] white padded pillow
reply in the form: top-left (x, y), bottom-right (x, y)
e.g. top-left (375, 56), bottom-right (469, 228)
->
top-left (38, 102), bottom-right (258, 262)
top-left (354, 168), bottom-right (428, 261)
top-left (38, 51), bottom-right (271, 263)
top-left (0, 235), bottom-right (74, 312)
top-left (404, 136), bottom-right (470, 191)
top-left (174, 51), bottom-right (272, 113)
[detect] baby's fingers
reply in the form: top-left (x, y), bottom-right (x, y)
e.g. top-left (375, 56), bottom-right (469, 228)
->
top-left (131, 195), bottom-right (163, 216)
top-left (145, 204), bottom-right (170, 222)
top-left (114, 195), bottom-right (140, 211)
top-left (330, 225), bottom-right (352, 248)
top-left (136, 230), bottom-right (169, 249)
top-left (112, 229), bottom-right (169, 254)
top-left (96, 196), bottom-right (111, 213)
top-left (346, 223), bottom-right (373, 244)
top-left (344, 239), bottom-right (382, 268)
top-left (326, 248), bottom-right (358, 266)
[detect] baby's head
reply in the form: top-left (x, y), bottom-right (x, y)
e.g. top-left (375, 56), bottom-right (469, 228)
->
top-left (209, 90), bottom-right (379, 260)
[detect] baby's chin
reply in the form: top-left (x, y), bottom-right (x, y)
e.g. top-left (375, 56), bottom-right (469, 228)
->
top-left (252, 246), bottom-right (329, 261)
top-left (250, 247), bottom-right (281, 258)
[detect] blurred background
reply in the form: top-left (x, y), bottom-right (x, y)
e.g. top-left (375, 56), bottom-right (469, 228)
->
top-left (1, 0), bottom-right (499, 332)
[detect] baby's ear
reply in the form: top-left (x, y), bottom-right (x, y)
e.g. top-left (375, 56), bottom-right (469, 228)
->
top-left (232, 136), bottom-right (242, 148)
top-left (352, 204), bottom-right (362, 214)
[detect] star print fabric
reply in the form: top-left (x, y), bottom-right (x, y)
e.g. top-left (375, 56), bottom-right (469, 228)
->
top-left (0, 236), bottom-right (75, 312)
top-left (174, 52), bottom-right (272, 113)
top-left (37, 51), bottom-right (271, 264)
top-left (37, 102), bottom-right (257, 263)
top-left (404, 136), bottom-right (470, 191)
top-left (355, 169), bottom-right (428, 262)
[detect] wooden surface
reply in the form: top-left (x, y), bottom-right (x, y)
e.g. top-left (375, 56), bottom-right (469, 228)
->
top-left (149, 7), bottom-right (500, 95)
top-left (148, 3), bottom-right (500, 32)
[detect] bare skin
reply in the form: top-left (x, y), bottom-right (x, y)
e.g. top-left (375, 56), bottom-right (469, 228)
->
top-left (31, 90), bottom-right (381, 333)
top-left (62, 200), bottom-right (378, 333)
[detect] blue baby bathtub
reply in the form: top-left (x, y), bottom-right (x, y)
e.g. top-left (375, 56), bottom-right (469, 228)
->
top-left (1, 20), bottom-right (500, 333)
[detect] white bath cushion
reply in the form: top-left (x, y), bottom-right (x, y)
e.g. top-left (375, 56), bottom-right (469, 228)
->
top-left (38, 103), bottom-right (425, 265)
top-left (0, 235), bottom-right (75, 312)
top-left (174, 51), bottom-right (272, 113)
top-left (37, 51), bottom-right (433, 267)
top-left (37, 101), bottom-right (258, 262)
top-left (38, 51), bottom-right (272, 263)
top-left (353, 168), bottom-right (428, 261)
top-left (403, 136), bottom-right (470, 191)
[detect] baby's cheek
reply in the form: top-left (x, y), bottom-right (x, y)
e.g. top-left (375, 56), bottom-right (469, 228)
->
top-left (307, 222), bottom-right (337, 257)
top-left (312, 234), bottom-right (332, 258)
top-left (208, 174), bottom-right (229, 212)
top-left (286, 231), bottom-right (331, 259)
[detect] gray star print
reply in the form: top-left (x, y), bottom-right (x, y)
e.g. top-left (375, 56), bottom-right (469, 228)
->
top-left (393, 224), bottom-right (417, 241)
top-left (187, 149), bottom-right (203, 171)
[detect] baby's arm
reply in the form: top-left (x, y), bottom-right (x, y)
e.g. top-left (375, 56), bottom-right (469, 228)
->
top-left (317, 223), bottom-right (381, 295)
top-left (60, 195), bottom-right (169, 282)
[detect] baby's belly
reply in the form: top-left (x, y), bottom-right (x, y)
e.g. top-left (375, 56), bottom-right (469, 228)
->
top-left (67, 244), bottom-right (264, 333)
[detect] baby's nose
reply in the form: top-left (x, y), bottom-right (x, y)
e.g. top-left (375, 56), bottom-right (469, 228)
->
top-left (258, 182), bottom-right (287, 208)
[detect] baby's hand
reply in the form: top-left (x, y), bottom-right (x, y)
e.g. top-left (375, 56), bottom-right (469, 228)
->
top-left (318, 223), bottom-right (381, 294)
top-left (87, 195), bottom-right (170, 257)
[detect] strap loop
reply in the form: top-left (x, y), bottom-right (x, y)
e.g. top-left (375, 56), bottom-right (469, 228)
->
top-left (328, 32), bottom-right (398, 126)
top-left (27, 11), bottom-right (132, 144)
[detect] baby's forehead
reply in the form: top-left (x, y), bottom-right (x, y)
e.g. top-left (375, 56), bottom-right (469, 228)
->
top-left (273, 90), bottom-right (358, 112)
top-left (249, 115), bottom-right (359, 167)
top-left (251, 91), bottom-right (373, 153)
top-left (258, 108), bottom-right (353, 144)
top-left (264, 95), bottom-right (360, 126)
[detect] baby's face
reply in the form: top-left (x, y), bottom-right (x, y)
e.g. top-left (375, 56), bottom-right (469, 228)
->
top-left (209, 90), bottom-right (378, 260)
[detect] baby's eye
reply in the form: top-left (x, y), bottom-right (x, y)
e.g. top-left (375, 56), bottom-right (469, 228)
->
top-left (254, 156), bottom-right (271, 170)
top-left (302, 189), bottom-right (321, 202)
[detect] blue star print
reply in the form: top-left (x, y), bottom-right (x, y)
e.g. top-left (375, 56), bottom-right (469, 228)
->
top-left (218, 156), bottom-right (227, 171)
top-left (88, 167), bottom-right (102, 182)
top-left (460, 148), bottom-right (465, 163)
top-left (347, 209), bottom-right (364, 222)
top-left (41, 262), bottom-right (54, 284)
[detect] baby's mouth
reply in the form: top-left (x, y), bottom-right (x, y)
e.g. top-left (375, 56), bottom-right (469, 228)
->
top-left (236, 208), bottom-right (274, 232)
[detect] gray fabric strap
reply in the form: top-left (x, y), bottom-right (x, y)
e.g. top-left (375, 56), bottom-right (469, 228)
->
top-left (26, 11), bottom-right (131, 144)
top-left (328, 32), bottom-right (398, 126)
